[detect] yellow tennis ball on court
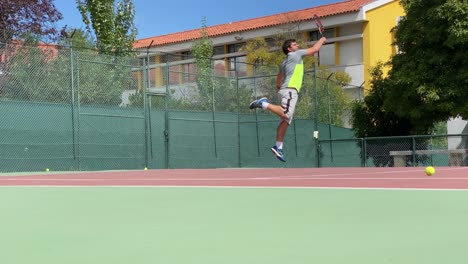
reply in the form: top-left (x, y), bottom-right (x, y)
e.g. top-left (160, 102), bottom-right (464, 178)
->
top-left (425, 166), bottom-right (435, 176)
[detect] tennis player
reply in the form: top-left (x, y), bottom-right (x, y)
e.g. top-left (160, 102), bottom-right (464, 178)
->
top-left (249, 37), bottom-right (326, 162)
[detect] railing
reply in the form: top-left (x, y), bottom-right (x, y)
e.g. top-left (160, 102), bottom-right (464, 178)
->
top-left (318, 134), bottom-right (468, 167)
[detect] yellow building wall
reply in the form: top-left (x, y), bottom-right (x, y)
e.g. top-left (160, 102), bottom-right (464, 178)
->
top-left (362, 0), bottom-right (404, 93)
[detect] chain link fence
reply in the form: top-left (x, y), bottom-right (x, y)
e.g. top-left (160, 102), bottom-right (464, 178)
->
top-left (1, 42), bottom-right (464, 172)
top-left (0, 42), bottom-right (144, 172)
top-left (318, 134), bottom-right (468, 167)
top-left (145, 51), bottom-right (359, 168)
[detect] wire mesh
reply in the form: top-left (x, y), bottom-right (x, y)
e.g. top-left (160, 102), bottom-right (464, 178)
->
top-left (2, 42), bottom-right (460, 171)
top-left (0, 42), bottom-right (145, 172)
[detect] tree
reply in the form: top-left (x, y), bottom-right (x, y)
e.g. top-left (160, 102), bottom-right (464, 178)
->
top-left (192, 17), bottom-right (214, 110)
top-left (1, 44), bottom-right (71, 103)
top-left (386, 0), bottom-right (468, 122)
top-left (351, 63), bottom-right (430, 167)
top-left (351, 62), bottom-right (414, 138)
top-left (1, 28), bottom-right (135, 106)
top-left (352, 0), bottom-right (467, 140)
top-left (77, 0), bottom-right (137, 55)
top-left (59, 28), bottom-right (95, 51)
top-left (0, 0), bottom-right (63, 44)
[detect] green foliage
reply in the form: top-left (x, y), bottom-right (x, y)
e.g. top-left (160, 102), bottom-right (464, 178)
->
top-left (353, 0), bottom-right (467, 140)
top-left (58, 29), bottom-right (96, 52)
top-left (351, 62), bottom-right (416, 138)
top-left (1, 46), bottom-right (70, 102)
top-left (243, 35), bottom-right (315, 67)
top-left (389, 0), bottom-right (468, 120)
top-left (1, 40), bottom-right (135, 106)
top-left (244, 37), bottom-right (284, 66)
top-left (351, 63), bottom-right (436, 167)
top-left (76, 52), bottom-right (134, 105)
top-left (212, 77), bottom-right (252, 113)
top-left (59, 29), bottom-right (95, 51)
top-left (77, 0), bottom-right (137, 56)
top-left (295, 67), bottom-right (351, 126)
top-left (192, 17), bottom-right (214, 110)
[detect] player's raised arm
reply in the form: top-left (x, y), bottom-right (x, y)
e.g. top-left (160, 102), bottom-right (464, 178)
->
top-left (305, 37), bottom-right (326, 56)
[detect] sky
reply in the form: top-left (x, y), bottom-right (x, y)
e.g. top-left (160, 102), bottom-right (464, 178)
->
top-left (54, 0), bottom-right (340, 40)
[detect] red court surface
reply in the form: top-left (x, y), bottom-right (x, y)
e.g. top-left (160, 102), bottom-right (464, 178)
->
top-left (1, 167), bottom-right (468, 189)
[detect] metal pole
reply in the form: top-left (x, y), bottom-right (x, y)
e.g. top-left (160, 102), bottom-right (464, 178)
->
top-left (253, 66), bottom-right (261, 157)
top-left (211, 71), bottom-right (218, 158)
top-left (143, 43), bottom-right (152, 169)
top-left (362, 138), bottom-right (367, 167)
top-left (313, 62), bottom-right (320, 167)
top-left (236, 71), bottom-right (241, 167)
top-left (76, 50), bottom-right (81, 170)
top-left (164, 55), bottom-right (170, 169)
top-left (358, 81), bottom-right (365, 100)
top-left (67, 31), bottom-right (78, 169)
top-left (70, 42), bottom-right (76, 161)
top-left (326, 73), bottom-right (334, 163)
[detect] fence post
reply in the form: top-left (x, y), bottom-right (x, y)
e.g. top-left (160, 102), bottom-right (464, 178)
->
top-left (362, 137), bottom-right (367, 167)
top-left (143, 46), bottom-right (150, 169)
top-left (75, 50), bottom-right (82, 170)
top-left (164, 55), bottom-right (170, 169)
top-left (69, 44), bottom-right (77, 162)
top-left (235, 71), bottom-right (241, 167)
top-left (313, 63), bottom-right (320, 167)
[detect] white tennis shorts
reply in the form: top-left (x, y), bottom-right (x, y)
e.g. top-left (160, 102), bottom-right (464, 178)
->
top-left (278, 88), bottom-right (298, 124)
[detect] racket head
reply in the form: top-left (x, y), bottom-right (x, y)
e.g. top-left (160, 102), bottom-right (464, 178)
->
top-left (313, 14), bottom-right (324, 36)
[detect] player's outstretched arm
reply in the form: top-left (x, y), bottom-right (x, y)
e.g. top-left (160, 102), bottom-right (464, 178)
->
top-left (305, 37), bottom-right (326, 56)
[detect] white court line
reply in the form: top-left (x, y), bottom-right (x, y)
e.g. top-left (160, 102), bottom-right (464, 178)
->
top-left (265, 168), bottom-right (468, 178)
top-left (1, 167), bottom-right (466, 178)
top-left (0, 177), bottom-right (467, 181)
top-left (1, 185), bottom-right (468, 191)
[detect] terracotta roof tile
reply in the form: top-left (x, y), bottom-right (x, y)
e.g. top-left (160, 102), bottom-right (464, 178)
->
top-left (134, 0), bottom-right (375, 49)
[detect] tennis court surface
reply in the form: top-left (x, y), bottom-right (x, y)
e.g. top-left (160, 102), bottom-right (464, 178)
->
top-left (1, 167), bottom-right (468, 264)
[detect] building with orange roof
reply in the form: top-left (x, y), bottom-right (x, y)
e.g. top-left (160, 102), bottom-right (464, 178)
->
top-left (132, 0), bottom-right (404, 100)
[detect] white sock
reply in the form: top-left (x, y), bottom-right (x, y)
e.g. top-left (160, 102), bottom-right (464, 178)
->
top-left (276, 141), bottom-right (283, 149)
top-left (261, 102), bottom-right (269, 110)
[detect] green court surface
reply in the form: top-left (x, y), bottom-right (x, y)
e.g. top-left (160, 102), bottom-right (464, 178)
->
top-left (1, 187), bottom-right (468, 264)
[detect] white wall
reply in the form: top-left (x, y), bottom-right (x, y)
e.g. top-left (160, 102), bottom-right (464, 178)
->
top-left (447, 117), bottom-right (467, 166)
top-left (448, 117), bottom-right (468, 135)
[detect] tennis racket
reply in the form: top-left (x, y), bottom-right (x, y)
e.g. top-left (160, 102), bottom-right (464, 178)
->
top-left (313, 14), bottom-right (324, 37)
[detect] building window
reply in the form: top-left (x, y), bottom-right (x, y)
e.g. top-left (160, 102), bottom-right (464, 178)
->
top-left (228, 56), bottom-right (247, 77)
top-left (309, 28), bottom-right (335, 66)
top-left (181, 51), bottom-right (192, 60)
top-left (309, 28), bottom-right (334, 41)
top-left (318, 43), bottom-right (335, 66)
top-left (227, 43), bottom-right (245, 53)
top-left (265, 38), bottom-right (276, 48)
top-left (213, 46), bottom-right (225, 56)
top-left (180, 51), bottom-right (194, 83)
top-left (394, 16), bottom-right (404, 54)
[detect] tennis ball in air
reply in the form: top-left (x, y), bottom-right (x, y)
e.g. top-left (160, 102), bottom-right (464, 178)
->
top-left (425, 166), bottom-right (435, 176)
top-left (144, 167), bottom-right (148, 171)
top-left (45, 168), bottom-right (49, 172)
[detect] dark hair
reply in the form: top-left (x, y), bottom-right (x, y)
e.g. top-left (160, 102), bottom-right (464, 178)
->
top-left (282, 39), bottom-right (296, 55)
